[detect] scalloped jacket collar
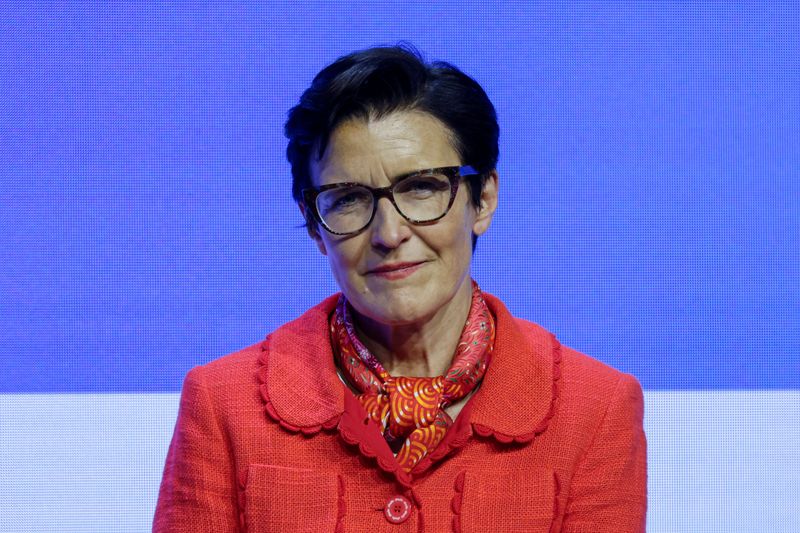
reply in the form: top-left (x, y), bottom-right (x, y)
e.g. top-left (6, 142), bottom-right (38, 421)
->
top-left (258, 292), bottom-right (560, 442)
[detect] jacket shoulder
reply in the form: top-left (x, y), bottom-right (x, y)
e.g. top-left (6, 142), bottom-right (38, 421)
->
top-left (188, 293), bottom-right (340, 383)
top-left (510, 316), bottom-right (642, 407)
top-left (510, 316), bottom-right (628, 378)
top-left (178, 342), bottom-right (265, 415)
top-left (558, 341), bottom-right (636, 387)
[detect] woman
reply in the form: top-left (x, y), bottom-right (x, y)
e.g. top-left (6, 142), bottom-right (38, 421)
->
top-left (154, 45), bottom-right (646, 532)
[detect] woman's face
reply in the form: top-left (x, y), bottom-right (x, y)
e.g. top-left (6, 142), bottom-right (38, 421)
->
top-left (308, 110), bottom-right (497, 327)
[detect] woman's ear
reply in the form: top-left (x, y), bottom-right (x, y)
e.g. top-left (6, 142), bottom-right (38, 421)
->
top-left (299, 203), bottom-right (328, 255)
top-left (472, 170), bottom-right (498, 237)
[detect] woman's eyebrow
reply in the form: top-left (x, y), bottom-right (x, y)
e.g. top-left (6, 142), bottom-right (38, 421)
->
top-left (320, 166), bottom-right (436, 187)
top-left (388, 167), bottom-right (434, 183)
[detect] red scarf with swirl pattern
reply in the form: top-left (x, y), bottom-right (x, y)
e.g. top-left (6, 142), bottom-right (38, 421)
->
top-left (330, 281), bottom-right (495, 473)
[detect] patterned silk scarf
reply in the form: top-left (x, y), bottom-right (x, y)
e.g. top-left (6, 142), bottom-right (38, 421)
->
top-left (331, 281), bottom-right (495, 472)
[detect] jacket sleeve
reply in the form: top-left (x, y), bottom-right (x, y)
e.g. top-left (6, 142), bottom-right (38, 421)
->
top-left (561, 373), bottom-right (648, 533)
top-left (153, 366), bottom-right (240, 532)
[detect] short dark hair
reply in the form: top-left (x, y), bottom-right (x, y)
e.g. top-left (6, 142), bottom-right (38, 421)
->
top-left (285, 45), bottom-right (499, 212)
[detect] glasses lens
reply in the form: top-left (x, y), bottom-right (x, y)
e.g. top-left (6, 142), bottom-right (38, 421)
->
top-left (393, 172), bottom-right (452, 222)
top-left (316, 185), bottom-right (373, 234)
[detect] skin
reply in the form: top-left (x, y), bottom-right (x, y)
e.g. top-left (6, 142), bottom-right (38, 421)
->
top-left (305, 110), bottom-right (498, 382)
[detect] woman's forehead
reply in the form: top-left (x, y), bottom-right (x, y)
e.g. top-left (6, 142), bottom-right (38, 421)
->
top-left (311, 111), bottom-right (460, 186)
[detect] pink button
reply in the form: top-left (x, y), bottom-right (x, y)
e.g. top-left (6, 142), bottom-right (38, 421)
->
top-left (384, 495), bottom-right (412, 524)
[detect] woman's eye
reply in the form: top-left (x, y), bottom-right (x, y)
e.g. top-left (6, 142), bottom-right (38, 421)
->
top-left (400, 176), bottom-right (449, 196)
top-left (334, 193), bottom-right (359, 207)
top-left (320, 188), bottom-right (370, 214)
top-left (411, 180), bottom-right (436, 192)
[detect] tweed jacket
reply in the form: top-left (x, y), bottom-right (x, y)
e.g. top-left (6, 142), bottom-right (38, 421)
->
top-left (154, 293), bottom-right (647, 532)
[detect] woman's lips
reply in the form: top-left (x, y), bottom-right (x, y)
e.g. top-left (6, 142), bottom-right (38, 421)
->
top-left (367, 262), bottom-right (425, 280)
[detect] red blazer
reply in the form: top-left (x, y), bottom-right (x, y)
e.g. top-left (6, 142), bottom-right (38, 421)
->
top-left (154, 293), bottom-right (646, 532)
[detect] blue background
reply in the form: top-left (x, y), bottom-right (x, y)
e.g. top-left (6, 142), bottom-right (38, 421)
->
top-left (1, 1), bottom-right (798, 393)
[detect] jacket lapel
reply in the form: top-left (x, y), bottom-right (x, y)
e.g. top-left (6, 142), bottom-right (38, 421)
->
top-left (468, 294), bottom-right (560, 443)
top-left (259, 295), bottom-right (412, 484)
top-left (258, 295), bottom-right (344, 433)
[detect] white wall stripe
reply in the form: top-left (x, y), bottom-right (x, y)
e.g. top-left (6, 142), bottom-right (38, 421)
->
top-left (1, 392), bottom-right (799, 532)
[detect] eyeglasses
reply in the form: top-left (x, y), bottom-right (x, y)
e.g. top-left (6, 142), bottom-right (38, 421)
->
top-left (302, 165), bottom-right (480, 236)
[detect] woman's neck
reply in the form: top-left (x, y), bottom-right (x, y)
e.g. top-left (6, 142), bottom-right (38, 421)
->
top-left (351, 279), bottom-right (473, 377)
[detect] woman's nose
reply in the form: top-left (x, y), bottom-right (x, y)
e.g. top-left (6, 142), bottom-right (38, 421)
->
top-left (369, 197), bottom-right (412, 249)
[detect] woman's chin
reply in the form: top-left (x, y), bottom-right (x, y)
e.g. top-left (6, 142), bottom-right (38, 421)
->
top-left (346, 274), bottom-right (470, 329)
top-left (358, 302), bottom-right (428, 328)
top-left (348, 291), bottom-right (436, 329)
